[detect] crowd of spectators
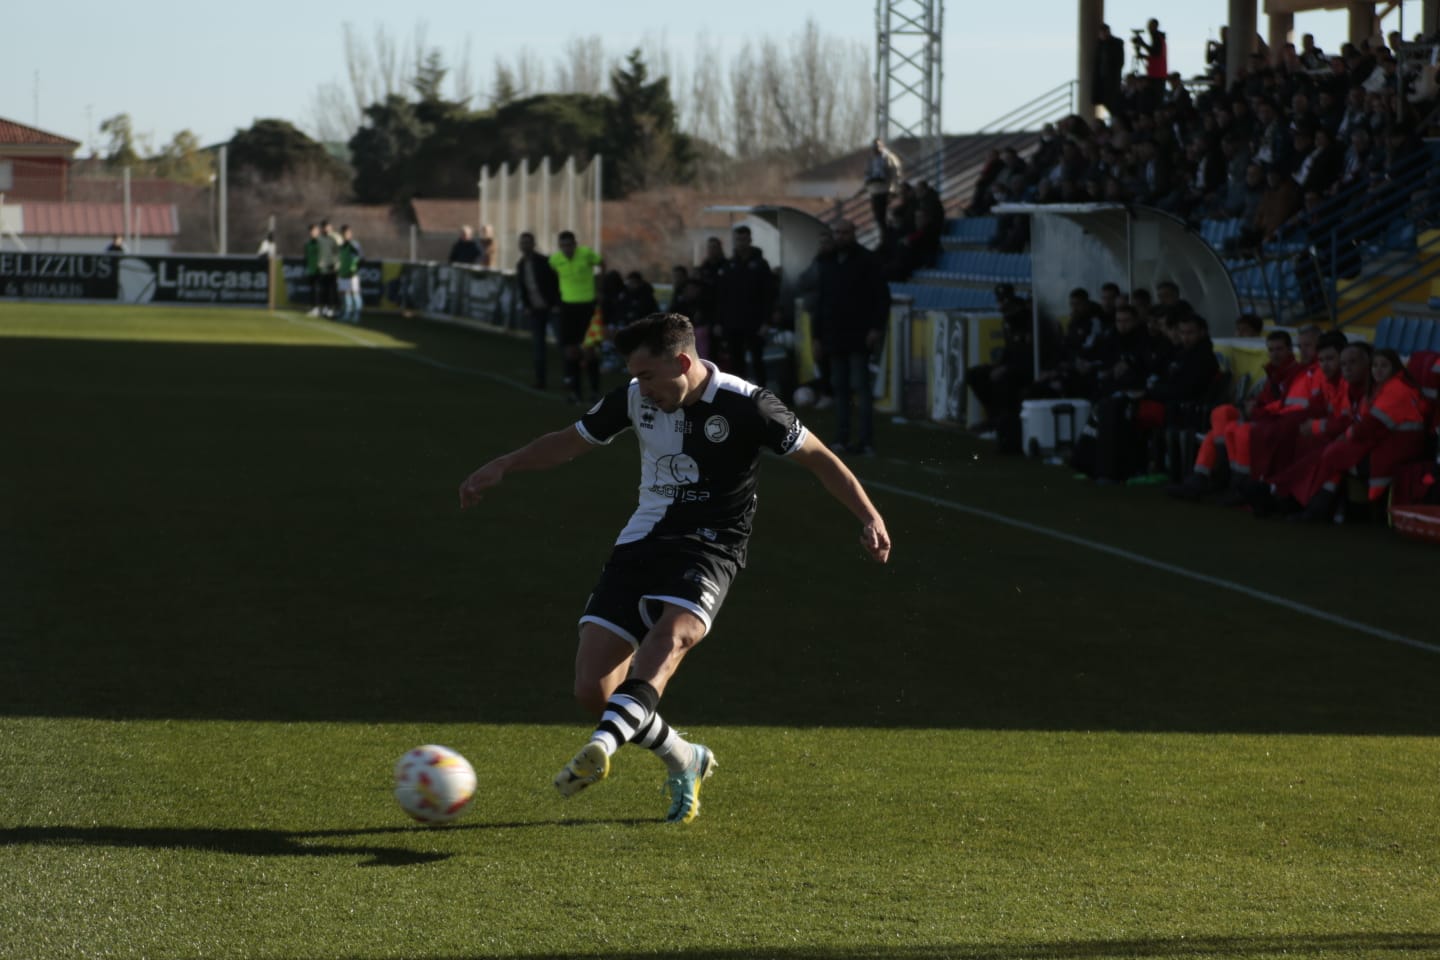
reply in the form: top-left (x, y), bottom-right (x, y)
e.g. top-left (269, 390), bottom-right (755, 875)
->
top-left (966, 21), bottom-right (1440, 256)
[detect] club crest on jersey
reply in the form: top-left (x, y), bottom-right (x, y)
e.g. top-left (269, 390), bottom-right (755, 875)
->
top-left (704, 415), bottom-right (730, 443)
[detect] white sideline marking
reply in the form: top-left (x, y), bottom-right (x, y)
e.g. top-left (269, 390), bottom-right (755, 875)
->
top-left (864, 479), bottom-right (1440, 657)
top-left (276, 310), bottom-right (1436, 656)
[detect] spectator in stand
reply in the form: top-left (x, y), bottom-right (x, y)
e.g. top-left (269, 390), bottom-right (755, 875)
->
top-left (716, 224), bottom-right (776, 385)
top-left (861, 139), bottom-right (904, 236)
top-left (1095, 24), bottom-right (1127, 116)
top-left (105, 234), bottom-right (126, 253)
top-left (1135, 19), bottom-right (1168, 80)
top-left (813, 219), bottom-right (889, 456)
top-left (449, 225), bottom-right (482, 265)
top-left (916, 181), bottom-right (945, 235)
top-left (1300, 34), bottom-right (1328, 71)
top-left (967, 149), bottom-right (1004, 215)
top-left (1206, 27), bottom-right (1229, 85)
top-left (549, 230), bottom-right (605, 403)
top-left (1235, 313), bottom-right (1264, 337)
top-left (1291, 124), bottom-right (1342, 195)
top-left (303, 223), bottom-right (322, 317)
top-left (891, 181), bottom-right (918, 237)
top-left (1229, 166), bottom-right (1301, 253)
top-left (516, 231), bottom-right (561, 390)
top-left (1335, 127), bottom-right (1379, 192)
top-left (618, 271), bottom-right (660, 326)
top-left (1336, 86), bottom-right (1368, 139)
top-left (1314, 88), bottom-right (1344, 137)
top-left (1224, 161), bottom-right (1267, 221)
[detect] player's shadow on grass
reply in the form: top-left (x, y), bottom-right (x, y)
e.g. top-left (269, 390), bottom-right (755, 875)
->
top-left (377, 932), bottom-right (1440, 958)
top-left (0, 819), bottom-right (651, 868)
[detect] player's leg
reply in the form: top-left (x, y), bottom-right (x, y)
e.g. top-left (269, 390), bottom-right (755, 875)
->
top-left (633, 605), bottom-right (716, 823)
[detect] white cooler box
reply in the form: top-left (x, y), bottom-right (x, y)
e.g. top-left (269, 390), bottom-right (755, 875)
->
top-left (1020, 399), bottom-right (1091, 459)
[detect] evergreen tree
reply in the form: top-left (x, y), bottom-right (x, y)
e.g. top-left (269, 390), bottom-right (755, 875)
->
top-left (604, 50), bottom-right (694, 197)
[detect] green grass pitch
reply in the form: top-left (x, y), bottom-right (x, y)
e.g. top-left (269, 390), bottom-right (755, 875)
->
top-left (1, 302), bottom-right (1437, 959)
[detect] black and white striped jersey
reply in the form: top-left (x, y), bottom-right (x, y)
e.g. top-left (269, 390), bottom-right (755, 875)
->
top-left (575, 360), bottom-right (809, 564)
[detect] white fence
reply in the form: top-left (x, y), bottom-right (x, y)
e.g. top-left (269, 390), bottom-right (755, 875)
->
top-left (479, 155), bottom-right (602, 271)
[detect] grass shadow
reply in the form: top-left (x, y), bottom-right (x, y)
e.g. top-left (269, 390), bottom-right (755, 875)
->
top-left (0, 818), bottom-right (653, 868)
top-left (3, 328), bottom-right (1439, 735)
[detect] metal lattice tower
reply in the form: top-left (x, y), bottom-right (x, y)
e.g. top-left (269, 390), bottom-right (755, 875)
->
top-left (875, 0), bottom-right (944, 177)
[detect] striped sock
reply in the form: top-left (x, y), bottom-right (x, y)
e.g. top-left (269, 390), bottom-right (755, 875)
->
top-left (633, 714), bottom-right (695, 774)
top-left (590, 679), bottom-right (659, 756)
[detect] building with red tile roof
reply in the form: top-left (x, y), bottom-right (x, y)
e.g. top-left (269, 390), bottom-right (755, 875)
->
top-left (0, 117), bottom-right (81, 202)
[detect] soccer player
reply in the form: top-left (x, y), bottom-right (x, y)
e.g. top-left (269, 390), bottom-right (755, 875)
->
top-left (458, 313), bottom-right (891, 823)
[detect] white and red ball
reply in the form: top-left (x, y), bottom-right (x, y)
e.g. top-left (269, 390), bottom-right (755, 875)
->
top-left (393, 744), bottom-right (477, 824)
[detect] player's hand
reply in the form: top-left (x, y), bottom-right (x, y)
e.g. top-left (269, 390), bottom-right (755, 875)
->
top-left (861, 518), bottom-right (891, 564)
top-left (459, 460), bottom-right (506, 509)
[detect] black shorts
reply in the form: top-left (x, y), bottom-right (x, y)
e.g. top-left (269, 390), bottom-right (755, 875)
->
top-left (558, 301), bottom-right (595, 347)
top-left (579, 540), bottom-right (739, 647)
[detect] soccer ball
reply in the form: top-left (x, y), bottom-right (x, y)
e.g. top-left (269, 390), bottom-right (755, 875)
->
top-left (393, 744), bottom-right (477, 824)
top-left (791, 385), bottom-right (817, 407)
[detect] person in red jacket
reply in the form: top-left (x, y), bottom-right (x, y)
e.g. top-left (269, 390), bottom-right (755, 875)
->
top-left (1167, 327), bottom-right (1312, 500)
top-left (1225, 329), bottom-right (1343, 491)
top-left (1263, 346), bottom-right (1427, 522)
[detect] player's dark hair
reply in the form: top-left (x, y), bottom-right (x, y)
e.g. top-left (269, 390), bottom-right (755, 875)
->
top-left (1317, 331), bottom-right (1348, 353)
top-left (558, 230), bottom-right (576, 243)
top-left (615, 313), bottom-right (696, 357)
top-left (1266, 330), bottom-right (1293, 348)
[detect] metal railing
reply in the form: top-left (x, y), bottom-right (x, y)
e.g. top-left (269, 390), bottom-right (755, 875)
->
top-left (835, 80), bottom-right (1078, 240)
top-left (1229, 145), bottom-right (1440, 327)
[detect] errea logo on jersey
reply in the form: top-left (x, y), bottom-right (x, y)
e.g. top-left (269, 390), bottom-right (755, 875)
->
top-left (704, 415), bottom-right (730, 442)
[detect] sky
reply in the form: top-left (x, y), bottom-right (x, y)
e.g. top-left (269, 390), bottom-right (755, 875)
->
top-left (1, 0), bottom-right (1427, 156)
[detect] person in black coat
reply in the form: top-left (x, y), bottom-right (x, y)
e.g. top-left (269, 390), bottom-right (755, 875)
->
top-left (813, 220), bottom-right (890, 454)
top-left (716, 225), bottom-right (777, 384)
top-left (1094, 24), bottom-right (1126, 116)
top-left (515, 231), bottom-right (561, 389)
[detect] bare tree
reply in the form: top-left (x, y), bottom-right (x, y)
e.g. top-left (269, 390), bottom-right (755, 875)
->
top-left (554, 35), bottom-right (608, 95)
top-left (684, 35), bottom-right (725, 152)
top-left (308, 21), bottom-right (479, 143)
top-left (490, 47), bottom-right (547, 104)
top-left (755, 19), bottom-right (872, 169)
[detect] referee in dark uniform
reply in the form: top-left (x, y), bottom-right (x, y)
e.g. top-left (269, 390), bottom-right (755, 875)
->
top-left (459, 313), bottom-right (891, 823)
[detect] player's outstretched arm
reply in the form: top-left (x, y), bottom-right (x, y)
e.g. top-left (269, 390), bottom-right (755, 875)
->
top-left (459, 425), bottom-right (595, 509)
top-left (788, 433), bottom-right (892, 563)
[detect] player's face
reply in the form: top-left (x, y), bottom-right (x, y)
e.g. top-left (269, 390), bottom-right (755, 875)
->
top-left (1267, 338), bottom-right (1293, 366)
top-left (628, 349), bottom-right (689, 411)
